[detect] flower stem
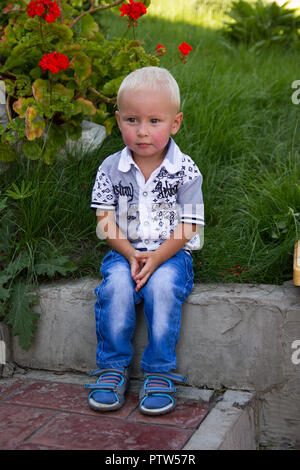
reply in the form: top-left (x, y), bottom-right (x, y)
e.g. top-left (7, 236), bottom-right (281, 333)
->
top-left (57, 0), bottom-right (64, 24)
top-left (88, 87), bottom-right (116, 105)
top-left (70, 0), bottom-right (124, 29)
top-left (39, 18), bottom-right (45, 53)
top-left (6, 95), bottom-right (12, 124)
top-left (48, 73), bottom-right (52, 108)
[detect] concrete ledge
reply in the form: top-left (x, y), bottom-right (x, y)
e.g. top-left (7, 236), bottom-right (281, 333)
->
top-left (4, 277), bottom-right (300, 448)
top-left (183, 390), bottom-right (257, 450)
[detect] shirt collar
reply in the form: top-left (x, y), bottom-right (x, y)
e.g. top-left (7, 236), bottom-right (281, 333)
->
top-left (118, 138), bottom-right (183, 174)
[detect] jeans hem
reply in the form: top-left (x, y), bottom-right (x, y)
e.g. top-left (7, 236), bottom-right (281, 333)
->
top-left (96, 361), bottom-right (131, 369)
top-left (141, 362), bottom-right (177, 373)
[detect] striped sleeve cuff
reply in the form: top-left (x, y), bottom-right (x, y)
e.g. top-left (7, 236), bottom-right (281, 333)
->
top-left (90, 202), bottom-right (117, 211)
top-left (181, 215), bottom-right (205, 225)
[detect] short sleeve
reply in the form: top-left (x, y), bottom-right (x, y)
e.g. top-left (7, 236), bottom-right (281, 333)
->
top-left (90, 166), bottom-right (117, 211)
top-left (177, 171), bottom-right (204, 226)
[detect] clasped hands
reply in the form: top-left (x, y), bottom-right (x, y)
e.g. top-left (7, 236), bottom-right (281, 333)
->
top-left (130, 250), bottom-right (161, 292)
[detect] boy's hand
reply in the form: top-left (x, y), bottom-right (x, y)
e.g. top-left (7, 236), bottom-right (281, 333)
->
top-left (132, 251), bottom-right (161, 292)
top-left (129, 252), bottom-right (146, 281)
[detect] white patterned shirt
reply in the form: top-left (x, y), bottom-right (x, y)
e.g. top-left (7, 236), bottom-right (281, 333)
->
top-left (91, 138), bottom-right (204, 251)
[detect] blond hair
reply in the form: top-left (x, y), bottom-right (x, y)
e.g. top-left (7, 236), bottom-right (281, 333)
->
top-left (117, 66), bottom-right (180, 110)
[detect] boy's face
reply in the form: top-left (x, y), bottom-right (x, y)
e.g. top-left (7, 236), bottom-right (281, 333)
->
top-left (115, 88), bottom-right (183, 163)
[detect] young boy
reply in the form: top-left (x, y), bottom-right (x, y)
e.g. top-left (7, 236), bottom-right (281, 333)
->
top-left (86, 67), bottom-right (204, 415)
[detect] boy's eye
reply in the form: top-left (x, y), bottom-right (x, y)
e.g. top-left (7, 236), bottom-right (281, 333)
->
top-left (127, 117), bottom-right (136, 123)
top-left (151, 118), bottom-right (159, 123)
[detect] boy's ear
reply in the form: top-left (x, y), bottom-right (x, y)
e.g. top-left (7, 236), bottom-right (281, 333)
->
top-left (115, 110), bottom-right (120, 128)
top-left (171, 112), bottom-right (183, 135)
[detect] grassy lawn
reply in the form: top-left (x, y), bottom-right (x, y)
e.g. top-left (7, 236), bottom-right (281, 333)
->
top-left (1, 0), bottom-right (299, 286)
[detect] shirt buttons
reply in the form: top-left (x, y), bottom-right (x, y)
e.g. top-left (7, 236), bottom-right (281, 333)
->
top-left (144, 221), bottom-right (149, 226)
top-left (144, 239), bottom-right (149, 244)
top-left (143, 191), bottom-right (148, 197)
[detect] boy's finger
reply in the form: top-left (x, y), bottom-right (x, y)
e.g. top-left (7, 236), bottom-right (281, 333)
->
top-left (135, 270), bottom-right (151, 286)
top-left (134, 266), bottom-right (147, 280)
top-left (135, 269), bottom-right (151, 289)
top-left (135, 252), bottom-right (149, 259)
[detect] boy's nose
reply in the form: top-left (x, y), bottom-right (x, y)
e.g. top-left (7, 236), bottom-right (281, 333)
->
top-left (137, 123), bottom-right (149, 137)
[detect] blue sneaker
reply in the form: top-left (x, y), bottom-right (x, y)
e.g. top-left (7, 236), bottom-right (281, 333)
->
top-left (139, 372), bottom-right (187, 416)
top-left (85, 367), bottom-right (130, 411)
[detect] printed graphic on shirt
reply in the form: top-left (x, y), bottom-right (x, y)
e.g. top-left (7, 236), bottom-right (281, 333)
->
top-left (93, 171), bottom-right (115, 206)
top-left (112, 181), bottom-right (134, 202)
top-left (151, 168), bottom-right (182, 203)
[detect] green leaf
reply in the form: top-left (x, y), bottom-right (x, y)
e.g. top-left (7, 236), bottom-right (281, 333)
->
top-left (104, 116), bottom-right (116, 136)
top-left (102, 77), bottom-right (123, 97)
top-left (42, 146), bottom-right (57, 165)
top-left (32, 79), bottom-right (50, 107)
top-left (5, 251), bottom-right (31, 279)
top-left (52, 83), bottom-right (74, 102)
top-left (1, 54), bottom-right (28, 72)
top-left (35, 252), bottom-right (76, 277)
top-left (25, 105), bottom-right (45, 141)
top-left (30, 66), bottom-right (42, 80)
top-left (65, 121), bottom-right (82, 140)
top-left (57, 42), bottom-right (84, 55)
top-left (13, 97), bottom-right (35, 118)
top-left (6, 181), bottom-right (35, 200)
top-left (11, 40), bottom-right (34, 57)
top-left (70, 54), bottom-right (92, 85)
top-left (5, 279), bottom-right (39, 350)
top-left (77, 14), bottom-right (99, 39)
top-left (47, 124), bottom-right (67, 148)
top-left (23, 140), bottom-right (42, 160)
top-left (0, 143), bottom-right (16, 162)
top-left (73, 98), bottom-right (96, 116)
top-left (43, 22), bottom-right (73, 42)
top-left (91, 109), bottom-right (109, 125)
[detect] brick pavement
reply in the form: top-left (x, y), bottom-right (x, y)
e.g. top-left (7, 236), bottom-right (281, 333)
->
top-left (0, 376), bottom-right (210, 450)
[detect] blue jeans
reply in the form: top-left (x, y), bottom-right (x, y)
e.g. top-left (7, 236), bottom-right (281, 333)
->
top-left (94, 248), bottom-right (194, 373)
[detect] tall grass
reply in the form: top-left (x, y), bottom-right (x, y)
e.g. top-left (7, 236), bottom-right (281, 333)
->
top-left (2, 0), bottom-right (300, 285)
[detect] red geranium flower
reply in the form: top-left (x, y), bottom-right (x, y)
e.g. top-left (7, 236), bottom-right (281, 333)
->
top-left (39, 52), bottom-right (69, 74)
top-left (156, 44), bottom-right (167, 56)
top-left (27, 0), bottom-right (60, 23)
top-left (178, 42), bottom-right (193, 56)
top-left (120, 0), bottom-right (147, 24)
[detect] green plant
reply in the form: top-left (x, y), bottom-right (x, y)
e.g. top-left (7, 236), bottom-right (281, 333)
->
top-left (0, 185), bottom-right (77, 349)
top-left (223, 0), bottom-right (300, 49)
top-left (0, 169), bottom-right (76, 349)
top-left (0, 0), bottom-right (157, 164)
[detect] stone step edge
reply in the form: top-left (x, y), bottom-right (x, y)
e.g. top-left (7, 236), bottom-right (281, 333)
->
top-left (183, 390), bottom-right (257, 450)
